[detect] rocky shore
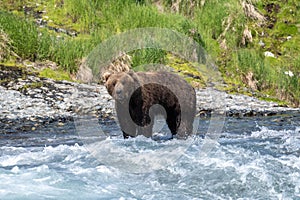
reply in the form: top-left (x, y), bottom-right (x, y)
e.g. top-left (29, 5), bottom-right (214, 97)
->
top-left (0, 68), bottom-right (299, 134)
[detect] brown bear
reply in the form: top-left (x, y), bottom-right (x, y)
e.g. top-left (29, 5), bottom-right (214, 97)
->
top-left (104, 70), bottom-right (196, 139)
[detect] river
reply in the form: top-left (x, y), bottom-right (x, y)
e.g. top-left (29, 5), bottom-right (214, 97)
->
top-left (0, 112), bottom-right (299, 199)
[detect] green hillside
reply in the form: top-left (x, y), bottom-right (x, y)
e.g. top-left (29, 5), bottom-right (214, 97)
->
top-left (0, 0), bottom-right (299, 106)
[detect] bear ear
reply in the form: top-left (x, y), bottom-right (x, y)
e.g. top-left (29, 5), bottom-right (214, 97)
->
top-left (127, 70), bottom-right (140, 85)
top-left (128, 69), bottom-right (135, 75)
top-left (102, 71), bottom-right (112, 83)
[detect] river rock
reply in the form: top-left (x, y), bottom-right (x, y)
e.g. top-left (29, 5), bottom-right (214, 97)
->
top-left (0, 72), bottom-right (299, 134)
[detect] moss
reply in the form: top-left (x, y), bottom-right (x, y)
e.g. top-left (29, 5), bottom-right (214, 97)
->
top-left (17, 81), bottom-right (44, 93)
top-left (0, 63), bottom-right (33, 87)
top-left (0, 78), bottom-right (10, 84)
top-left (274, 23), bottom-right (298, 36)
top-left (167, 55), bottom-right (200, 76)
top-left (0, 61), bottom-right (20, 67)
top-left (39, 68), bottom-right (72, 81)
top-left (167, 54), bottom-right (206, 88)
top-left (20, 82), bottom-right (43, 91)
top-left (281, 36), bottom-right (300, 55)
top-left (258, 96), bottom-right (289, 107)
top-left (0, 0), bottom-right (26, 13)
top-left (0, 62), bottom-right (29, 73)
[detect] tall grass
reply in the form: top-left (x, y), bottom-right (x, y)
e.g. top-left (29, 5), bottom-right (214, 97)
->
top-left (235, 49), bottom-right (273, 89)
top-left (193, 0), bottom-right (246, 56)
top-left (0, 0), bottom-right (299, 105)
top-left (54, 0), bottom-right (102, 33)
top-left (131, 48), bottom-right (167, 70)
top-left (42, 0), bottom-right (200, 72)
top-left (0, 11), bottom-right (91, 72)
top-left (0, 11), bottom-right (38, 60)
top-left (234, 49), bottom-right (300, 105)
top-left (45, 0), bottom-right (199, 38)
top-left (0, 1), bottom-right (199, 72)
top-left (51, 38), bottom-right (90, 73)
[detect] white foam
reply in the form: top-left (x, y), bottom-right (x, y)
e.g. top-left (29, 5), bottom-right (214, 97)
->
top-left (85, 136), bottom-right (194, 173)
top-left (0, 126), bottom-right (300, 199)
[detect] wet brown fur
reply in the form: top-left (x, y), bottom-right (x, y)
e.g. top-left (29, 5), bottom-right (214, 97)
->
top-left (104, 71), bottom-right (196, 139)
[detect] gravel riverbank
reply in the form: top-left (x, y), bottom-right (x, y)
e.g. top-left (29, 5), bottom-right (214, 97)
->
top-left (0, 73), bottom-right (299, 134)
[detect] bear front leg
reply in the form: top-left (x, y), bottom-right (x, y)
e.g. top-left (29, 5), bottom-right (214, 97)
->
top-left (122, 131), bottom-right (132, 139)
top-left (166, 117), bottom-right (178, 135)
top-left (176, 119), bottom-right (194, 139)
top-left (137, 123), bottom-right (153, 138)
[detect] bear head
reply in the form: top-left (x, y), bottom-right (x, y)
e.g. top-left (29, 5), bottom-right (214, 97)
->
top-left (104, 71), bottom-right (140, 103)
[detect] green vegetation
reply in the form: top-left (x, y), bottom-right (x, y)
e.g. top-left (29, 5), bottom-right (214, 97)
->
top-left (0, 11), bottom-right (90, 72)
top-left (0, 0), bottom-right (299, 106)
top-left (131, 48), bottom-right (167, 70)
top-left (39, 68), bottom-right (72, 81)
top-left (0, 11), bottom-right (39, 60)
top-left (167, 54), bottom-right (206, 87)
top-left (19, 82), bottom-right (44, 92)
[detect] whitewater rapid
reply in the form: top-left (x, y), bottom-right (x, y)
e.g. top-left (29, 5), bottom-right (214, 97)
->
top-left (0, 119), bottom-right (299, 199)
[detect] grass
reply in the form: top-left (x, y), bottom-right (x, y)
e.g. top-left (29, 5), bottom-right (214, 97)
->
top-left (0, 28), bottom-right (14, 61)
top-left (0, 1), bottom-right (199, 72)
top-left (0, 10), bottom-right (94, 73)
top-left (189, 0), bottom-right (299, 106)
top-left (0, 0), bottom-right (299, 106)
top-left (131, 48), bottom-right (167, 70)
top-left (0, 11), bottom-right (39, 60)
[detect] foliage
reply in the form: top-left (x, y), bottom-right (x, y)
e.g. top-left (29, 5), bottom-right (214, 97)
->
top-left (131, 48), bottom-right (167, 70)
top-left (0, 11), bottom-right (39, 60)
top-left (0, 0), bottom-right (299, 106)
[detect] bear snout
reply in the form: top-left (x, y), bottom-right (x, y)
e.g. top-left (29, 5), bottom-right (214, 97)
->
top-left (115, 89), bottom-right (122, 94)
top-left (114, 90), bottom-right (125, 102)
